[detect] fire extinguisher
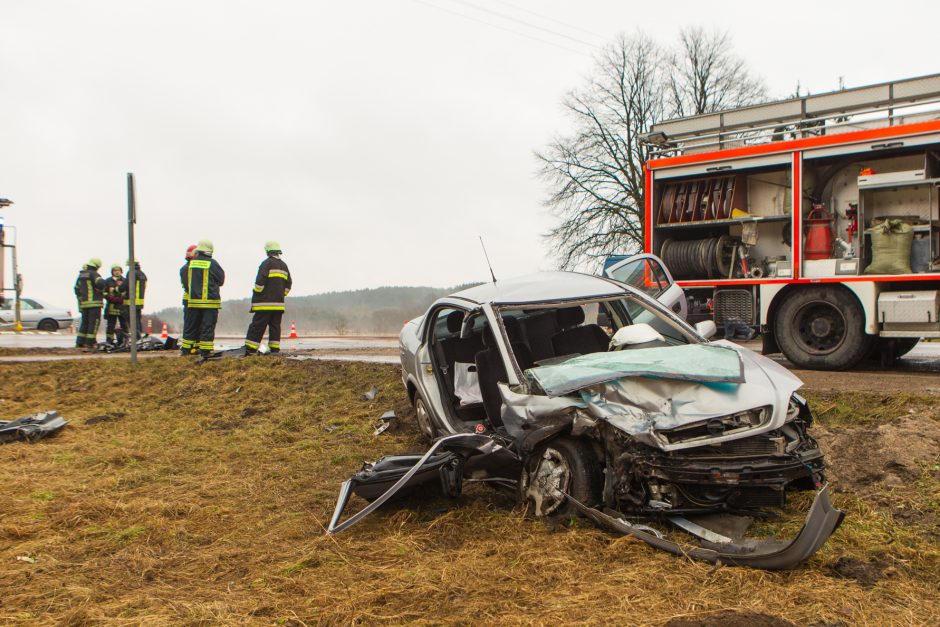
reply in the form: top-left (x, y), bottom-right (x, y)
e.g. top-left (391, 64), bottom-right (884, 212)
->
top-left (804, 204), bottom-right (834, 260)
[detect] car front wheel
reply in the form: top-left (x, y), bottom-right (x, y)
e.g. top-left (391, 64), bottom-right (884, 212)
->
top-left (519, 437), bottom-right (600, 519)
top-left (413, 395), bottom-right (436, 441)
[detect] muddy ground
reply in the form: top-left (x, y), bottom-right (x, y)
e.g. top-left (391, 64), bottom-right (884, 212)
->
top-left (0, 358), bottom-right (938, 625)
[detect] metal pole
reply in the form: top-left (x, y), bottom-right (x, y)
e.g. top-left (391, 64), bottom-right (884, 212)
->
top-left (127, 173), bottom-right (138, 365)
top-left (12, 237), bottom-right (22, 332)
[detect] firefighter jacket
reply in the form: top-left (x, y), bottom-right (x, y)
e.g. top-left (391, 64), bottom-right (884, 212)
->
top-left (74, 266), bottom-right (106, 310)
top-left (179, 262), bottom-right (189, 307)
top-left (250, 255), bottom-right (292, 312)
top-left (103, 276), bottom-right (125, 316)
top-left (181, 252), bottom-right (225, 309)
top-left (120, 268), bottom-right (147, 308)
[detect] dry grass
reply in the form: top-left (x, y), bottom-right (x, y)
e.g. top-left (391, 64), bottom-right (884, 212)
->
top-left (0, 357), bottom-right (938, 625)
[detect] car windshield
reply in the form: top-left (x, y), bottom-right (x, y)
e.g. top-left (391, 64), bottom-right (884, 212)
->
top-left (492, 292), bottom-right (702, 383)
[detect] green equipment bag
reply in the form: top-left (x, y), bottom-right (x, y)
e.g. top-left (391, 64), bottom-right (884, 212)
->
top-left (865, 219), bottom-right (913, 275)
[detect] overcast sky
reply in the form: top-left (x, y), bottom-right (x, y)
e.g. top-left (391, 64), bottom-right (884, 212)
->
top-left (1, 0), bottom-right (937, 312)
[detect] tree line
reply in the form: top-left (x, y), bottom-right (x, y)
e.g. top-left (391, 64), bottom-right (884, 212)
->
top-left (150, 284), bottom-right (480, 335)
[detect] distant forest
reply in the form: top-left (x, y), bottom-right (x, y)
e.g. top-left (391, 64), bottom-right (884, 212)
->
top-left (149, 284), bottom-right (481, 335)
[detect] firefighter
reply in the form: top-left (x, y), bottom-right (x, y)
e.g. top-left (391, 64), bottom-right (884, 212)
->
top-left (74, 258), bottom-right (106, 348)
top-left (181, 239), bottom-right (225, 359)
top-left (179, 245), bottom-right (198, 354)
top-left (121, 259), bottom-right (147, 339)
top-left (103, 263), bottom-right (129, 345)
top-left (243, 241), bottom-right (292, 355)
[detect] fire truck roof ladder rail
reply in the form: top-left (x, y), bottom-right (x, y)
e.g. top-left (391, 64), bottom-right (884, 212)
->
top-left (643, 73), bottom-right (940, 157)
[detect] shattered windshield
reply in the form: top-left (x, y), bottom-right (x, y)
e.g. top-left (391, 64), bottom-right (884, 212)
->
top-left (492, 293), bottom-right (721, 394)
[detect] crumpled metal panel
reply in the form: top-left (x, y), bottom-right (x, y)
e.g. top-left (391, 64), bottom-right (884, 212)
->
top-left (525, 344), bottom-right (744, 398)
top-left (0, 411), bottom-right (68, 444)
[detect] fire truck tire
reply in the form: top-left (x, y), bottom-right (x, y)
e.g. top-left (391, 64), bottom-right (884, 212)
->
top-left (774, 287), bottom-right (874, 370)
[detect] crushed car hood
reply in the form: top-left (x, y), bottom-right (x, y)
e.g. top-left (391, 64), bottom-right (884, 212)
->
top-left (526, 344), bottom-right (745, 397)
top-left (503, 342), bottom-right (802, 451)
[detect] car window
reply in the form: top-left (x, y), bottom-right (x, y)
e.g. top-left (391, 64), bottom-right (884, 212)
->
top-left (23, 299), bottom-right (41, 309)
top-left (610, 258), bottom-right (669, 299)
top-left (619, 297), bottom-right (687, 343)
top-left (0, 300), bottom-right (11, 310)
top-left (430, 307), bottom-right (462, 341)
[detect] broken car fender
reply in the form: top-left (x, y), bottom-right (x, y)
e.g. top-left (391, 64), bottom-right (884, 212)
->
top-left (327, 433), bottom-right (515, 535)
top-left (567, 485), bottom-right (844, 570)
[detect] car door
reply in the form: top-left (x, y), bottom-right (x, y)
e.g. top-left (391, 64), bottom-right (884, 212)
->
top-left (0, 299), bottom-right (13, 326)
top-left (18, 299), bottom-right (41, 326)
top-left (603, 253), bottom-right (687, 320)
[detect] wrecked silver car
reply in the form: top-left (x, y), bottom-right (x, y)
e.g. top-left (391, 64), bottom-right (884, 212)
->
top-left (330, 272), bottom-right (843, 569)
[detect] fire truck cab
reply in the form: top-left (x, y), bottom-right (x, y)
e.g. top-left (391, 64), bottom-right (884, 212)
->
top-left (625, 73), bottom-right (940, 370)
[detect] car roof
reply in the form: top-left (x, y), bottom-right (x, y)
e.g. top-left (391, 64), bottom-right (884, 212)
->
top-left (449, 271), bottom-right (627, 305)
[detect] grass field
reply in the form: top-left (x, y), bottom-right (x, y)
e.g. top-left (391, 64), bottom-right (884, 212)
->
top-left (1, 357), bottom-right (938, 625)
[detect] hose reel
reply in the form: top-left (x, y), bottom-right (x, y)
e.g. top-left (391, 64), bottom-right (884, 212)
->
top-left (660, 236), bottom-right (737, 279)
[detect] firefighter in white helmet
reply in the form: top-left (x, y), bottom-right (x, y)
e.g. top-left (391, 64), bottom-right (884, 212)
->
top-left (243, 241), bottom-right (292, 355)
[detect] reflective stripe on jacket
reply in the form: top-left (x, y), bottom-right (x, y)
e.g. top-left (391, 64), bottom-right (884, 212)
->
top-left (74, 266), bottom-right (106, 309)
top-left (181, 253), bottom-right (225, 309)
top-left (250, 256), bottom-right (292, 313)
top-left (120, 268), bottom-right (147, 307)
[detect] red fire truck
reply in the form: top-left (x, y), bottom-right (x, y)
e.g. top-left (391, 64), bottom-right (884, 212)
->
top-left (606, 73), bottom-right (940, 370)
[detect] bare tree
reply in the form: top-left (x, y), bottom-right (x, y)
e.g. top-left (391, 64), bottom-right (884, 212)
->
top-left (669, 27), bottom-right (767, 117)
top-left (538, 29), bottom-right (767, 269)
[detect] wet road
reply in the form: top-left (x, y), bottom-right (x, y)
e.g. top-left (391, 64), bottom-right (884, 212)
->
top-left (2, 332), bottom-right (938, 375)
top-left (0, 332), bottom-right (397, 351)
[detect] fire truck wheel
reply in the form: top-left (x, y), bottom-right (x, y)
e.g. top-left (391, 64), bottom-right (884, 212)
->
top-left (774, 287), bottom-right (874, 370)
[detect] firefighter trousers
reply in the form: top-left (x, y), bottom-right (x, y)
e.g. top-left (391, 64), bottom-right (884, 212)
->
top-left (245, 310), bottom-right (283, 352)
top-left (183, 308), bottom-right (219, 355)
top-left (122, 306), bottom-right (143, 338)
top-left (77, 308), bottom-right (101, 347)
top-left (105, 312), bottom-right (129, 343)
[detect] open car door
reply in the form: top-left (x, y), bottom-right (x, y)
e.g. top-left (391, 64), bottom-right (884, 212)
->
top-left (603, 254), bottom-right (687, 320)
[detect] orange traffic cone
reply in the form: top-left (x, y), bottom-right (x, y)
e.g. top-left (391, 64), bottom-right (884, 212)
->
top-left (289, 321), bottom-right (298, 339)
top-left (160, 322), bottom-right (168, 340)
top-left (147, 319), bottom-right (152, 335)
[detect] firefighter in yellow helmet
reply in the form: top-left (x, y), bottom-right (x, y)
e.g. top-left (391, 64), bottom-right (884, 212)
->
top-left (103, 262), bottom-right (129, 345)
top-left (74, 258), bottom-right (106, 348)
top-left (243, 241), bottom-right (292, 355)
top-left (180, 240), bottom-right (225, 359)
top-left (121, 258), bottom-right (147, 340)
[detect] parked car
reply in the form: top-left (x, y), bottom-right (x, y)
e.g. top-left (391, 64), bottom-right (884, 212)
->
top-left (0, 298), bottom-right (75, 331)
top-left (329, 271), bottom-right (843, 570)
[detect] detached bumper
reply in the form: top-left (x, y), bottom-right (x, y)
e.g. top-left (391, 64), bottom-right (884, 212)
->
top-left (570, 484), bottom-right (844, 570)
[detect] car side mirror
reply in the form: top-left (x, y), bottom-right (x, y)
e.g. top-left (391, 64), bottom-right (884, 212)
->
top-left (695, 320), bottom-right (717, 340)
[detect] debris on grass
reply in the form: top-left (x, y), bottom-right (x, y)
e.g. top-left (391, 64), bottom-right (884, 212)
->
top-left (0, 358), bottom-right (937, 624)
top-left (373, 410), bottom-right (396, 435)
top-left (0, 411), bottom-right (68, 443)
top-left (360, 386), bottom-right (378, 401)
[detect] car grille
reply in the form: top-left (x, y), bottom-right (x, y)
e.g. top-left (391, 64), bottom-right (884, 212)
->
top-left (671, 433), bottom-right (786, 458)
top-left (660, 406), bottom-right (771, 445)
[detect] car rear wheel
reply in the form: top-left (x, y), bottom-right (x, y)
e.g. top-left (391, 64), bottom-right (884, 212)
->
top-left (413, 395), bottom-right (436, 440)
top-left (774, 287), bottom-right (873, 370)
top-left (519, 437), bottom-right (600, 519)
top-left (38, 319), bottom-right (58, 332)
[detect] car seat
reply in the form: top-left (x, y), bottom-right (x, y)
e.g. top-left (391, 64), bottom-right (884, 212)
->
top-left (474, 318), bottom-right (533, 427)
top-left (550, 306), bottom-right (610, 356)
